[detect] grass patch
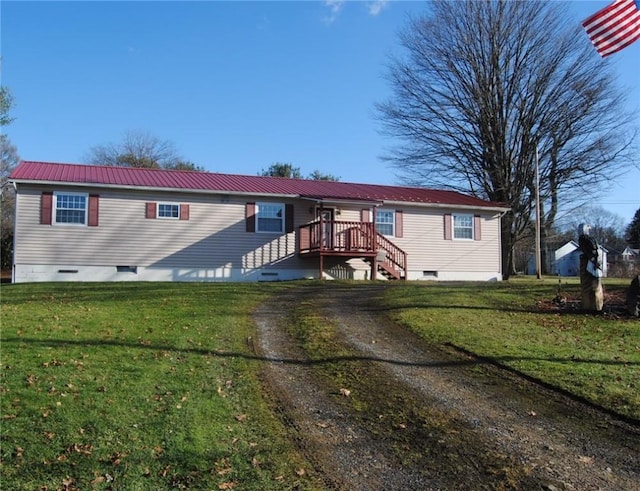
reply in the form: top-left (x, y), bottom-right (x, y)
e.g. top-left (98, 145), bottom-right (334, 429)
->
top-left (1, 282), bottom-right (320, 491)
top-left (2, 278), bottom-right (637, 489)
top-left (381, 277), bottom-right (640, 420)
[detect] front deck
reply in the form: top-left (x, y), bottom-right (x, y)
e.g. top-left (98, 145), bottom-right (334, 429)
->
top-left (298, 220), bottom-right (407, 280)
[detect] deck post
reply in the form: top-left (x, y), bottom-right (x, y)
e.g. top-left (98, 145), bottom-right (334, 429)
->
top-left (319, 254), bottom-right (324, 280)
top-left (371, 207), bottom-right (378, 281)
top-left (319, 205), bottom-right (324, 252)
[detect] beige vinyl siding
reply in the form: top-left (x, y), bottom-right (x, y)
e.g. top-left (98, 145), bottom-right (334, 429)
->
top-left (335, 205), bottom-right (501, 274)
top-left (14, 186), bottom-right (308, 271)
top-left (15, 185), bottom-right (503, 280)
top-left (308, 205), bottom-right (501, 275)
top-left (392, 207), bottom-right (501, 273)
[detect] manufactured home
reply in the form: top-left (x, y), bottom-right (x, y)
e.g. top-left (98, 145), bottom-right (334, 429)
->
top-left (9, 161), bottom-right (508, 283)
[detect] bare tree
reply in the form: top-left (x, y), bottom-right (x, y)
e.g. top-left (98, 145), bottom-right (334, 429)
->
top-left (1, 86), bottom-right (19, 271)
top-left (86, 130), bottom-right (202, 170)
top-left (377, 0), bottom-right (636, 278)
top-left (0, 87), bottom-right (14, 127)
top-left (561, 205), bottom-right (625, 250)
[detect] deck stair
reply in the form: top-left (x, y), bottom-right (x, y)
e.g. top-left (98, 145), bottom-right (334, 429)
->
top-left (298, 219), bottom-right (407, 280)
top-left (367, 233), bottom-right (406, 280)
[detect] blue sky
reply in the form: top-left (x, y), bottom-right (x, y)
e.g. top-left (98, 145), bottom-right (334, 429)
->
top-left (1, 1), bottom-right (638, 226)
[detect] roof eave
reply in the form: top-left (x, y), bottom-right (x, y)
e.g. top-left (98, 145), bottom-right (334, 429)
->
top-left (299, 196), bottom-right (384, 207)
top-left (10, 177), bottom-right (510, 211)
top-left (10, 178), bottom-right (300, 200)
top-left (382, 199), bottom-right (509, 213)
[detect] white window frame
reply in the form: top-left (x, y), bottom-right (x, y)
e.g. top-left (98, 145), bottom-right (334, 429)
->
top-left (53, 191), bottom-right (88, 226)
top-left (375, 208), bottom-right (395, 237)
top-left (157, 202), bottom-right (180, 219)
top-left (256, 202), bottom-right (284, 233)
top-left (453, 213), bottom-right (474, 240)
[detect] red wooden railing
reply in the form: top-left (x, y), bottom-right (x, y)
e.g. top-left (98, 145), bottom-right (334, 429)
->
top-left (298, 220), bottom-right (375, 253)
top-left (376, 233), bottom-right (407, 278)
top-left (298, 220), bottom-right (407, 279)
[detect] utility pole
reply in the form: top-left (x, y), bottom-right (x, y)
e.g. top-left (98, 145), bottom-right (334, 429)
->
top-left (535, 145), bottom-right (542, 279)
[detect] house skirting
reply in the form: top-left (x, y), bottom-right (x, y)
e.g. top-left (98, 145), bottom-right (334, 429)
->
top-left (12, 264), bottom-right (372, 283)
top-left (405, 270), bottom-right (502, 282)
top-left (12, 264), bottom-right (501, 283)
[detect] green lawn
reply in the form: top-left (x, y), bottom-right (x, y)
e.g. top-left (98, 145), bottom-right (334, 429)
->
top-left (1, 279), bottom-right (638, 490)
top-left (381, 277), bottom-right (640, 421)
top-left (0, 282), bottom-right (320, 491)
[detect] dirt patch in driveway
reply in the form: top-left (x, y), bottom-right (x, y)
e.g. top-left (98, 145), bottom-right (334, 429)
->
top-left (253, 283), bottom-right (639, 490)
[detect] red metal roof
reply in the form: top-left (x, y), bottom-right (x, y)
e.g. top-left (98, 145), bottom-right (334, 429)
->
top-left (10, 161), bottom-right (506, 209)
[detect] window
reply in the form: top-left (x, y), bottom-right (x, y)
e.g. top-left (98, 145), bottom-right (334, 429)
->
top-left (158, 203), bottom-right (180, 219)
top-left (453, 214), bottom-right (473, 240)
top-left (256, 203), bottom-right (284, 232)
top-left (146, 202), bottom-right (189, 220)
top-left (54, 192), bottom-right (88, 225)
top-left (376, 209), bottom-right (395, 236)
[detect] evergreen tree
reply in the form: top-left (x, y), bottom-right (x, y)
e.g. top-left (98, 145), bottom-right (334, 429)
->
top-left (625, 208), bottom-right (640, 249)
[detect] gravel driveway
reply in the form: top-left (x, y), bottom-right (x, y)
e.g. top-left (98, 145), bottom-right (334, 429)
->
top-left (253, 283), bottom-right (639, 490)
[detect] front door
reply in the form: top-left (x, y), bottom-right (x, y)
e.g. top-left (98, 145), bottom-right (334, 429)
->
top-left (318, 209), bottom-right (334, 250)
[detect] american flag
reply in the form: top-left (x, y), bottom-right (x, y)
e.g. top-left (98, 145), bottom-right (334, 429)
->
top-left (582, 0), bottom-right (640, 57)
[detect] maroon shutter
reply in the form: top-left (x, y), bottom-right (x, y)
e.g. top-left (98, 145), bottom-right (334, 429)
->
top-left (41, 192), bottom-right (53, 225)
top-left (444, 214), bottom-right (452, 240)
top-left (246, 202), bottom-right (256, 232)
top-left (88, 194), bottom-right (99, 226)
top-left (179, 204), bottom-right (190, 221)
top-left (361, 209), bottom-right (370, 222)
top-left (395, 210), bottom-right (403, 238)
top-left (146, 202), bottom-right (157, 219)
top-left (285, 204), bottom-right (294, 233)
top-left (474, 215), bottom-right (481, 241)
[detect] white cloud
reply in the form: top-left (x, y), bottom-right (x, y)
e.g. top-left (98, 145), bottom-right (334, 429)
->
top-left (323, 0), bottom-right (345, 24)
top-left (322, 0), bottom-right (389, 24)
top-left (368, 0), bottom-right (389, 16)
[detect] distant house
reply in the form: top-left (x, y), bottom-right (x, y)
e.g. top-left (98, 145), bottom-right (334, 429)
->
top-left (9, 161), bottom-right (509, 283)
top-left (528, 240), bottom-right (608, 277)
top-left (620, 246), bottom-right (640, 262)
top-left (608, 246), bottom-right (640, 277)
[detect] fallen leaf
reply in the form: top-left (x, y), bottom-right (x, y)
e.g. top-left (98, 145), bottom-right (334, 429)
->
top-left (235, 414), bottom-right (247, 422)
top-left (296, 468), bottom-right (306, 476)
top-left (340, 388), bottom-right (351, 397)
top-left (218, 482), bottom-right (237, 490)
top-left (90, 476), bottom-right (105, 485)
top-left (578, 455), bottom-right (594, 464)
